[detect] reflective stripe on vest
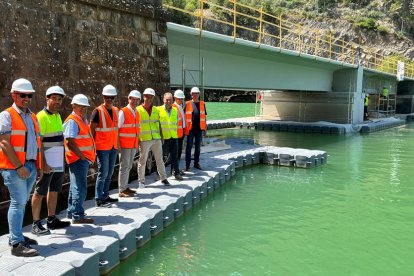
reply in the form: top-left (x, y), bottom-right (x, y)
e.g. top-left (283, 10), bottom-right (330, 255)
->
top-left (64, 114), bottom-right (96, 164)
top-left (0, 107), bottom-right (42, 169)
top-left (119, 106), bottom-right (140, 148)
top-left (172, 103), bottom-right (184, 138)
top-left (94, 104), bottom-right (119, 150)
top-left (158, 106), bottom-right (178, 140)
top-left (137, 105), bottom-right (161, 141)
top-left (184, 100), bottom-right (206, 135)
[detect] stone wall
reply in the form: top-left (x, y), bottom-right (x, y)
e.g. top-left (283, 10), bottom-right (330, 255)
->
top-left (0, 0), bottom-right (170, 112)
top-left (0, 0), bottom-right (170, 209)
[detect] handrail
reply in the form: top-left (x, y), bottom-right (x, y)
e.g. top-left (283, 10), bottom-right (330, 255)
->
top-left (164, 0), bottom-right (414, 79)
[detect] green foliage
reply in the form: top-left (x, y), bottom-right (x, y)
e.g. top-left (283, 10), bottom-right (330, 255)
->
top-left (395, 31), bottom-right (405, 40)
top-left (377, 25), bottom-right (390, 35)
top-left (355, 18), bottom-right (377, 30)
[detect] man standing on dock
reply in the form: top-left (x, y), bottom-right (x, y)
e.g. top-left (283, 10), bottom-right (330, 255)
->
top-left (90, 85), bottom-right (120, 207)
top-left (118, 90), bottom-right (141, 197)
top-left (185, 87), bottom-right (207, 171)
top-left (31, 86), bottom-right (70, 236)
top-left (173, 89), bottom-right (186, 176)
top-left (159, 92), bottom-right (183, 180)
top-left (0, 78), bottom-right (42, 257)
top-left (63, 94), bottom-right (96, 224)
top-left (137, 88), bottom-right (170, 187)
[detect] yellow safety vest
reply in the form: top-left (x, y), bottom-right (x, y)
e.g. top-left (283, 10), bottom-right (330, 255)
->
top-left (364, 96), bottom-right (369, 106)
top-left (137, 105), bottom-right (161, 141)
top-left (158, 106), bottom-right (178, 140)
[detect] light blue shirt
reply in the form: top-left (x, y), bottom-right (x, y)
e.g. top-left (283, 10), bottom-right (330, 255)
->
top-left (63, 112), bottom-right (87, 139)
top-left (0, 103), bottom-right (38, 160)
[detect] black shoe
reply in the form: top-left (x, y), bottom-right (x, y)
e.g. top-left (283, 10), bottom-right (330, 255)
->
top-left (47, 217), bottom-right (71, 230)
top-left (104, 196), bottom-right (118, 203)
top-left (185, 166), bottom-right (191, 172)
top-left (31, 221), bottom-right (51, 236)
top-left (9, 236), bottom-right (38, 246)
top-left (162, 179), bottom-right (171, 186)
top-left (179, 170), bottom-right (186, 176)
top-left (194, 163), bottom-right (203, 170)
top-left (96, 200), bottom-right (112, 208)
top-left (175, 174), bottom-right (183, 181)
top-left (11, 243), bottom-right (38, 257)
top-left (23, 235), bottom-right (38, 245)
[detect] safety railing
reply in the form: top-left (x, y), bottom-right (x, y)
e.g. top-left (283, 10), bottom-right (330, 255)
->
top-left (164, 0), bottom-right (414, 79)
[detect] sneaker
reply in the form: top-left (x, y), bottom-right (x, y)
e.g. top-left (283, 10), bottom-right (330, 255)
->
top-left (174, 174), bottom-right (183, 181)
top-left (11, 243), bottom-right (38, 257)
top-left (125, 188), bottom-right (136, 194)
top-left (31, 221), bottom-right (51, 236)
top-left (47, 217), bottom-right (71, 230)
top-left (104, 196), bottom-right (118, 203)
top-left (162, 179), bottom-right (171, 186)
top-left (72, 217), bottom-right (94, 224)
top-left (119, 191), bottom-right (133, 198)
top-left (185, 167), bottom-right (191, 172)
top-left (194, 163), bottom-right (203, 170)
top-left (96, 200), bottom-right (112, 208)
top-left (179, 170), bottom-right (186, 176)
top-left (139, 182), bottom-right (145, 189)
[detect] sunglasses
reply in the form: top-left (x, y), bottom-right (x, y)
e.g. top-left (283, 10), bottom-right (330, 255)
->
top-left (18, 94), bottom-right (33, 99)
top-left (104, 96), bottom-right (115, 100)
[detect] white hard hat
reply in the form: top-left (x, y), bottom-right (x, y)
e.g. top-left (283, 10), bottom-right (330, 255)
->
top-left (143, 88), bottom-right (155, 96)
top-left (129, 90), bottom-right (141, 99)
top-left (46, 86), bottom-right (66, 97)
top-left (174, 89), bottom-right (185, 99)
top-left (71, 94), bottom-right (90, 106)
top-left (190, 87), bottom-right (200, 93)
top-left (11, 78), bottom-right (35, 93)
top-left (102, 84), bottom-right (117, 96)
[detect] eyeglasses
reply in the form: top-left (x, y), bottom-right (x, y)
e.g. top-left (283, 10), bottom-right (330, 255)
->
top-left (104, 96), bottom-right (115, 100)
top-left (18, 94), bottom-right (33, 99)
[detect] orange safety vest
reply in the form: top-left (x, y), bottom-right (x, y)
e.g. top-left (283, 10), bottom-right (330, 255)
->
top-left (119, 106), bottom-right (140, 149)
top-left (172, 102), bottom-right (184, 138)
top-left (93, 104), bottom-right (119, 150)
top-left (64, 113), bottom-right (96, 164)
top-left (0, 107), bottom-right (42, 169)
top-left (184, 100), bottom-right (206, 135)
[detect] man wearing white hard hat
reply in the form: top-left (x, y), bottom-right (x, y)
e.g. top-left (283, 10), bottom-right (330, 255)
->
top-left (31, 86), bottom-right (70, 236)
top-left (90, 85), bottom-right (119, 207)
top-left (0, 78), bottom-right (42, 257)
top-left (137, 88), bottom-right (170, 186)
top-left (117, 90), bottom-right (141, 197)
top-left (63, 94), bottom-right (96, 224)
top-left (173, 89), bottom-right (186, 175)
top-left (184, 86), bottom-right (207, 171)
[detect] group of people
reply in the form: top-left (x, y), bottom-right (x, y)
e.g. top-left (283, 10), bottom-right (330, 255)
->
top-left (0, 78), bottom-right (207, 257)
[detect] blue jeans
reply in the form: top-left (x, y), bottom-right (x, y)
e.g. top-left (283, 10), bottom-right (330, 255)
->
top-left (186, 130), bottom-right (202, 168)
top-left (68, 159), bottom-right (89, 220)
top-left (95, 149), bottom-right (117, 201)
top-left (162, 138), bottom-right (179, 174)
top-left (1, 161), bottom-right (37, 245)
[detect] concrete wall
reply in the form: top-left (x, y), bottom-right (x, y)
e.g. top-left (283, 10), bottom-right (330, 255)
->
top-left (0, 0), bottom-right (170, 113)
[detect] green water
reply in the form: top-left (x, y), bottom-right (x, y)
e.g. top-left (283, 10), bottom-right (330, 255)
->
top-left (110, 124), bottom-right (414, 275)
top-left (205, 102), bottom-right (256, 120)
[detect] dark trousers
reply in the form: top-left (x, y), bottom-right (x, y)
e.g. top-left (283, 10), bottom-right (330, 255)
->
top-left (177, 136), bottom-right (184, 161)
top-left (162, 138), bottom-right (179, 175)
top-left (186, 129), bottom-right (202, 168)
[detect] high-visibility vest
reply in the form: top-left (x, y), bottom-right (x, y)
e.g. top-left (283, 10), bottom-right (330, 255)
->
top-left (36, 109), bottom-right (64, 149)
top-left (64, 113), bottom-right (96, 164)
top-left (184, 100), bottom-right (206, 135)
top-left (172, 103), bottom-right (184, 138)
top-left (137, 105), bottom-right (161, 141)
top-left (382, 88), bottom-right (389, 97)
top-left (364, 96), bottom-right (369, 107)
top-left (119, 106), bottom-right (140, 149)
top-left (93, 104), bottom-right (119, 150)
top-left (0, 107), bottom-right (42, 169)
top-left (158, 106), bottom-right (178, 140)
